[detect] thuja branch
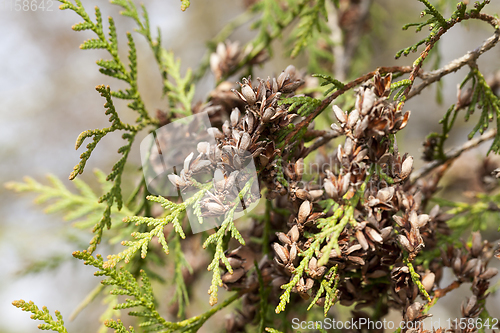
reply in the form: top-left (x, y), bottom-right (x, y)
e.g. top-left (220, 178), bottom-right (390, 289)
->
top-left (203, 180), bottom-right (252, 306)
top-left (407, 30), bottom-right (500, 100)
top-left (58, 0), bottom-right (151, 122)
top-left (400, 6), bottom-right (500, 102)
top-left (104, 183), bottom-right (212, 268)
top-left (411, 128), bottom-right (496, 182)
top-left (282, 66), bottom-right (413, 147)
top-left (12, 300), bottom-right (68, 333)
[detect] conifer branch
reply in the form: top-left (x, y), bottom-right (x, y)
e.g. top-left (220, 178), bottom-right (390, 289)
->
top-left (12, 300), bottom-right (68, 333)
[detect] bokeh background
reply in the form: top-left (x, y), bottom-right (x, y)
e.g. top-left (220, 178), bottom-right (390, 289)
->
top-left (1, 0), bottom-right (500, 332)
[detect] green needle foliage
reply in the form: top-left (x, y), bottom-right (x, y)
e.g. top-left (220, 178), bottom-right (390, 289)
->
top-left (12, 301), bottom-right (68, 333)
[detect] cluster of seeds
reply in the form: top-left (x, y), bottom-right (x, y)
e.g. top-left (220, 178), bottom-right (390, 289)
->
top-left (163, 62), bottom-right (499, 332)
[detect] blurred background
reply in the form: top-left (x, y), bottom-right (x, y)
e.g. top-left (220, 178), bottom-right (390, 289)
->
top-left (1, 0), bottom-right (500, 332)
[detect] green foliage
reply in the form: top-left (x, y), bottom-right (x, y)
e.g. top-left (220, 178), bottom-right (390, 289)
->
top-left (404, 255), bottom-right (432, 303)
top-left (313, 73), bottom-right (345, 95)
top-left (276, 183), bottom-right (365, 314)
top-left (390, 79), bottom-right (412, 101)
top-left (105, 319), bottom-right (136, 333)
top-left (105, 184), bottom-right (211, 268)
top-left (307, 265), bottom-right (339, 316)
top-left (74, 250), bottom-right (169, 332)
top-left (250, 0), bottom-right (332, 61)
top-left (180, 0), bottom-right (190, 11)
top-left (12, 300), bottom-right (68, 333)
top-left (289, 0), bottom-right (327, 58)
top-left (110, 0), bottom-right (195, 114)
top-left (59, 0), bottom-right (150, 121)
top-left (9, 0), bottom-right (500, 332)
top-left (171, 234), bottom-right (192, 318)
top-left (65, 250), bottom-right (242, 332)
top-left (202, 181), bottom-right (251, 306)
top-left (432, 190), bottom-right (500, 234)
top-left (265, 328), bottom-right (284, 333)
top-left (5, 169), bottom-right (132, 231)
top-left (279, 96), bottom-right (322, 117)
top-left (461, 67), bottom-right (500, 154)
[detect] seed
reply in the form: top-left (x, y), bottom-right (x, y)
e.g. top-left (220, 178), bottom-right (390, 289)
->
top-left (304, 278), bottom-right (314, 291)
top-left (341, 173), bottom-right (351, 195)
top-left (298, 200), bottom-right (311, 223)
top-left (365, 227), bottom-right (383, 244)
top-left (281, 80), bottom-right (303, 93)
top-left (276, 232), bottom-right (291, 245)
top-left (347, 109), bottom-right (359, 128)
top-left (184, 152), bottom-right (194, 171)
top-left (344, 137), bottom-right (353, 156)
top-left (262, 107), bottom-right (276, 122)
top-left (354, 149), bottom-right (368, 163)
top-left (360, 89), bottom-right (377, 115)
top-left (309, 257), bottom-right (318, 271)
top-left (354, 116), bottom-right (369, 138)
top-left (380, 226), bottom-right (393, 241)
top-left (479, 267), bottom-right (498, 280)
top-left (471, 231), bottom-right (482, 257)
top-left (392, 215), bottom-right (406, 228)
top-left (324, 179), bottom-right (336, 199)
top-left (309, 190), bottom-right (324, 201)
top-left (316, 297), bottom-right (325, 306)
top-left (377, 187), bottom-right (394, 202)
top-left (401, 156), bottom-right (414, 179)
top-left (239, 132), bottom-right (251, 151)
top-left (168, 174), bottom-right (186, 188)
top-left (221, 267), bottom-right (246, 283)
top-left (346, 244), bottom-right (362, 254)
top-left (197, 141), bottom-right (210, 155)
top-left (230, 108), bottom-right (240, 127)
top-left (273, 243), bottom-right (289, 263)
top-left (245, 112), bottom-right (255, 130)
top-left (288, 225), bottom-right (300, 243)
top-left (413, 214), bottom-right (429, 228)
top-left (452, 256), bottom-right (462, 274)
top-left (289, 244), bottom-right (298, 263)
top-left (222, 120), bottom-right (232, 136)
top-left (190, 159), bottom-right (212, 173)
top-left (329, 249), bottom-right (339, 258)
top-left (356, 230), bottom-right (369, 250)
top-left (347, 256), bottom-right (365, 265)
top-left (277, 71), bottom-right (287, 88)
top-left (207, 127), bottom-right (225, 139)
top-left (422, 273), bottom-right (435, 292)
top-left (284, 64), bottom-right (296, 78)
top-left (213, 169), bottom-right (225, 192)
top-left (295, 158), bottom-right (305, 179)
top-left (462, 295), bottom-right (477, 317)
top-left (405, 302), bottom-right (422, 322)
top-left (463, 258), bottom-right (478, 275)
top-left (205, 202), bottom-right (226, 215)
top-left (333, 105), bottom-right (347, 124)
top-left (241, 84), bottom-right (257, 105)
top-left (296, 189), bottom-right (311, 201)
top-left (397, 235), bottom-right (414, 252)
top-left (226, 257), bottom-right (245, 270)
